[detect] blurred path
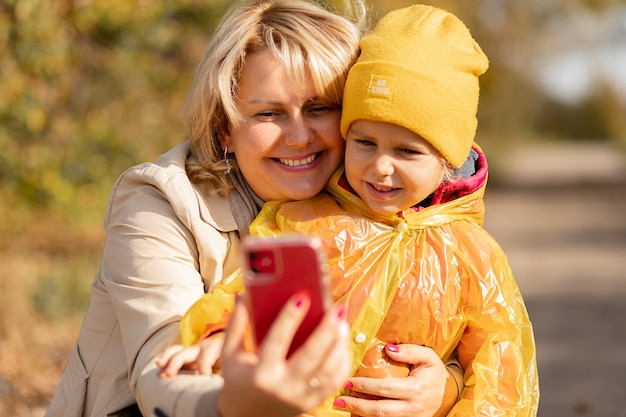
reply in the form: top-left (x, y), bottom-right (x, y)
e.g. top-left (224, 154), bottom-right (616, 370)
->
top-left (483, 141), bottom-right (626, 417)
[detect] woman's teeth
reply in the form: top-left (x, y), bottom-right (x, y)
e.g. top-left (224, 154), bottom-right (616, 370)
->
top-left (279, 154), bottom-right (316, 167)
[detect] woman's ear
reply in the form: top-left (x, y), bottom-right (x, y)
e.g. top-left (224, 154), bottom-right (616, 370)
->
top-left (217, 123), bottom-right (231, 150)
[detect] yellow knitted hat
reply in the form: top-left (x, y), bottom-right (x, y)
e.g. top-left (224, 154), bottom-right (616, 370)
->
top-left (340, 5), bottom-right (489, 168)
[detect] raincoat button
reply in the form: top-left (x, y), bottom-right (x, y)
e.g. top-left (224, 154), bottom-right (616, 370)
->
top-left (354, 333), bottom-right (366, 344)
top-left (396, 222), bottom-right (406, 232)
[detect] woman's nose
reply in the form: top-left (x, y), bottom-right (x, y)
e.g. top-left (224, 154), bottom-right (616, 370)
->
top-left (283, 116), bottom-right (314, 148)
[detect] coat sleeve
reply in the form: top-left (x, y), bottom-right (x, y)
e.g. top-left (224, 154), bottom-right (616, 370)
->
top-left (450, 230), bottom-right (539, 417)
top-left (100, 166), bottom-right (233, 417)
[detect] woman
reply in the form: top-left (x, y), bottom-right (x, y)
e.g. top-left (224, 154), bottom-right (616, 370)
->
top-left (45, 1), bottom-right (459, 417)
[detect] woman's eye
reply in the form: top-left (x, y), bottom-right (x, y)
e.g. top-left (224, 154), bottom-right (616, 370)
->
top-left (308, 105), bottom-right (333, 116)
top-left (256, 110), bottom-right (280, 119)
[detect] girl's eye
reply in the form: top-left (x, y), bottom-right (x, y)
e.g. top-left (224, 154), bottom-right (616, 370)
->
top-left (400, 148), bottom-right (420, 155)
top-left (355, 138), bottom-right (375, 147)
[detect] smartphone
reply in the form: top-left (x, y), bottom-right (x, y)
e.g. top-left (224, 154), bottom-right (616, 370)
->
top-left (241, 235), bottom-right (331, 358)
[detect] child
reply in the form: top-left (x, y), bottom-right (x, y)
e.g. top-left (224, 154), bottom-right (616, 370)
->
top-left (169, 5), bottom-right (539, 416)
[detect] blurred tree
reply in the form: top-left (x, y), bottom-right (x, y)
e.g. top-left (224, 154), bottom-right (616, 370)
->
top-left (0, 0), bottom-right (229, 217)
top-left (1, 0), bottom-right (624, 219)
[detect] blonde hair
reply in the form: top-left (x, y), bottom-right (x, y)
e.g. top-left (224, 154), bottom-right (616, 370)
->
top-left (183, 0), bottom-right (366, 195)
top-left (440, 158), bottom-right (460, 184)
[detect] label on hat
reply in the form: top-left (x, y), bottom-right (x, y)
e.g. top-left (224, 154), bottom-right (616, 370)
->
top-left (367, 74), bottom-right (394, 99)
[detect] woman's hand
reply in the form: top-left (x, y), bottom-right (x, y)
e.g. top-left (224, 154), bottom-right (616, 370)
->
top-left (333, 344), bottom-right (459, 417)
top-left (217, 294), bottom-right (351, 417)
top-left (156, 332), bottom-right (225, 378)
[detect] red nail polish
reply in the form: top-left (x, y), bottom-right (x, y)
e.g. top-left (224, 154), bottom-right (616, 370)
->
top-left (336, 304), bottom-right (347, 320)
top-left (294, 293), bottom-right (309, 308)
top-left (333, 399), bottom-right (346, 409)
top-left (344, 381), bottom-right (353, 389)
top-left (386, 343), bottom-right (400, 353)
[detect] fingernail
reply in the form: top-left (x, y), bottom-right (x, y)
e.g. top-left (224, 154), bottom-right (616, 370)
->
top-left (294, 293), bottom-right (309, 308)
top-left (333, 399), bottom-right (346, 409)
top-left (344, 381), bottom-right (353, 389)
top-left (386, 343), bottom-right (400, 353)
top-left (336, 304), bottom-right (347, 320)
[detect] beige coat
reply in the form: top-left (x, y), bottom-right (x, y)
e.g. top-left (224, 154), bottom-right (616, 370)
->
top-left (45, 143), bottom-right (242, 417)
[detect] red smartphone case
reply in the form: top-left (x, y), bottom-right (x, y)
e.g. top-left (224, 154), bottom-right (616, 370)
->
top-left (242, 236), bottom-right (330, 357)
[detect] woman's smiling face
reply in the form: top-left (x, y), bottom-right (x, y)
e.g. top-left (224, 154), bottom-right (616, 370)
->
top-left (221, 50), bottom-right (345, 202)
top-left (345, 119), bottom-right (445, 216)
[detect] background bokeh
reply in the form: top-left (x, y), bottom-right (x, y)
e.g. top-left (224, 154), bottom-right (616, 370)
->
top-left (1, 1), bottom-right (625, 416)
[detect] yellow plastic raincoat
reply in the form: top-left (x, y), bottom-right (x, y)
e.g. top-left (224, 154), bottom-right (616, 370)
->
top-left (181, 146), bottom-right (539, 416)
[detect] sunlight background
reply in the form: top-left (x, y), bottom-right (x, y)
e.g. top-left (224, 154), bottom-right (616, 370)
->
top-left (1, 1), bottom-right (624, 416)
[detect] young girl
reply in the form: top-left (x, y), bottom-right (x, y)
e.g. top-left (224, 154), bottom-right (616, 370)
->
top-left (165, 5), bottom-right (539, 416)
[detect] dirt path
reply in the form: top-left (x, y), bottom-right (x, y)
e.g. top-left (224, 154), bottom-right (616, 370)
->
top-left (483, 141), bottom-right (626, 417)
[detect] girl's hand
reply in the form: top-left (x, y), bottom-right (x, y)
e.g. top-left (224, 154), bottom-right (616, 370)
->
top-left (334, 344), bottom-right (458, 417)
top-left (156, 332), bottom-right (225, 378)
top-left (217, 294), bottom-right (351, 417)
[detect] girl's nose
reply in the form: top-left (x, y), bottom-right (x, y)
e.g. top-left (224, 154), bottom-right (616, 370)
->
top-left (371, 153), bottom-right (395, 177)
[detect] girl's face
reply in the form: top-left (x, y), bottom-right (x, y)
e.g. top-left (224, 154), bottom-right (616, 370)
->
top-left (345, 119), bottom-right (445, 216)
top-left (221, 50), bottom-right (344, 201)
